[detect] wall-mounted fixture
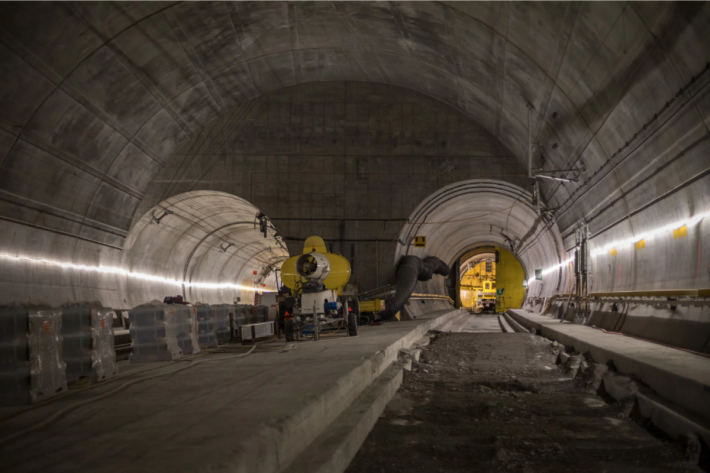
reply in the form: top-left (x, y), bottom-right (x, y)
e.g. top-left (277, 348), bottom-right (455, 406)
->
top-left (150, 209), bottom-right (173, 225)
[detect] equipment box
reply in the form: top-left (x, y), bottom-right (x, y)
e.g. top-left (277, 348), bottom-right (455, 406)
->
top-left (211, 305), bottom-right (231, 343)
top-left (61, 303), bottom-right (117, 383)
top-left (193, 304), bottom-right (217, 349)
top-left (241, 321), bottom-right (275, 341)
top-left (129, 301), bottom-right (200, 363)
top-left (0, 304), bottom-right (67, 405)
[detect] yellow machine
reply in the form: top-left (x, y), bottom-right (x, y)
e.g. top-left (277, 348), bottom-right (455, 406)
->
top-left (459, 247), bottom-right (526, 313)
top-left (279, 236), bottom-right (358, 340)
top-left (281, 236), bottom-right (351, 296)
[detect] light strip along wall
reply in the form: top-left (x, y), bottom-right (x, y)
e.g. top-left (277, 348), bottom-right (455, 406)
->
top-left (527, 210), bottom-right (709, 287)
top-left (0, 253), bottom-right (266, 292)
top-left (590, 211), bottom-right (710, 257)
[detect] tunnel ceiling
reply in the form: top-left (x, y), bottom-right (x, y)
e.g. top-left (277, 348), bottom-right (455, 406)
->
top-left (1, 1), bottom-right (709, 249)
top-left (0, 1), bottom-right (709, 306)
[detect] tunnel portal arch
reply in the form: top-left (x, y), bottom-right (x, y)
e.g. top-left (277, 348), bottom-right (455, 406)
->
top-left (394, 179), bottom-right (571, 317)
top-left (120, 190), bottom-right (288, 308)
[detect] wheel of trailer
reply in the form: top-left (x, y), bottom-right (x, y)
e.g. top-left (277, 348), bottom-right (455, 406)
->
top-left (285, 319), bottom-right (296, 341)
top-left (347, 311), bottom-right (358, 337)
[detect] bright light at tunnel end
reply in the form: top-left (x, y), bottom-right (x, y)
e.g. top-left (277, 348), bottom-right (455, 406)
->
top-left (589, 210), bottom-right (710, 258)
top-left (0, 253), bottom-right (269, 293)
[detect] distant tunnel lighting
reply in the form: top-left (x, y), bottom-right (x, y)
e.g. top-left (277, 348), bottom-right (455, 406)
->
top-left (0, 253), bottom-right (265, 292)
top-left (589, 210), bottom-right (710, 257)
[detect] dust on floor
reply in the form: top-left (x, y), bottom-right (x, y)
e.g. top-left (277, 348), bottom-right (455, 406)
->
top-left (346, 332), bottom-right (700, 473)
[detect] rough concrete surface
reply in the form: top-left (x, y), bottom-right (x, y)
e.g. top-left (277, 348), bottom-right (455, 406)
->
top-left (0, 309), bottom-right (462, 473)
top-left (347, 332), bottom-right (702, 473)
top-left (507, 309), bottom-right (710, 424)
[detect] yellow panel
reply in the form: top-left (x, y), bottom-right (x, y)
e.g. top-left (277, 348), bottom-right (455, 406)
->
top-left (673, 225), bottom-right (688, 239)
top-left (460, 259), bottom-right (496, 309)
top-left (635, 239), bottom-right (646, 250)
top-left (610, 249), bottom-right (617, 257)
top-left (494, 247), bottom-right (526, 313)
top-left (303, 236), bottom-right (328, 254)
top-left (359, 299), bottom-right (384, 313)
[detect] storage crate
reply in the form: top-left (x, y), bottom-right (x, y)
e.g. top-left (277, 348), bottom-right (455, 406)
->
top-left (129, 301), bottom-right (200, 363)
top-left (241, 321), bottom-right (275, 341)
top-left (210, 304), bottom-right (232, 343)
top-left (192, 304), bottom-right (217, 349)
top-left (61, 302), bottom-right (117, 383)
top-left (0, 304), bottom-right (67, 405)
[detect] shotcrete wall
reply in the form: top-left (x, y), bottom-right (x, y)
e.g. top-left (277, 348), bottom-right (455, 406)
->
top-left (0, 2), bottom-right (708, 307)
top-left (137, 82), bottom-right (527, 293)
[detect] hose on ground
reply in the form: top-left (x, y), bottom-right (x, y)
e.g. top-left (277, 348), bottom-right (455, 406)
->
top-left (381, 255), bottom-right (450, 319)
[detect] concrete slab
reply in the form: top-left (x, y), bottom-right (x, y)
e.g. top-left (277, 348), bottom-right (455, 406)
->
top-left (0, 309), bottom-right (466, 473)
top-left (507, 309), bottom-right (710, 425)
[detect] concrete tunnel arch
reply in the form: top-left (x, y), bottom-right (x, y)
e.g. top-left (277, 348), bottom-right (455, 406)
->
top-left (394, 179), bottom-right (570, 317)
top-left (0, 2), bottom-right (708, 308)
top-left (120, 190), bottom-right (289, 308)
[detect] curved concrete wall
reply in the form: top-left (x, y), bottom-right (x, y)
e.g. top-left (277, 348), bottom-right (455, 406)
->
top-left (0, 189), bottom-right (286, 309)
top-left (0, 2), bottom-right (708, 306)
top-left (121, 191), bottom-right (287, 307)
top-left (136, 81), bottom-right (526, 293)
top-left (395, 180), bottom-right (570, 316)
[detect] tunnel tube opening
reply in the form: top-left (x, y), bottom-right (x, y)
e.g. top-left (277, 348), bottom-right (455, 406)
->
top-left (120, 191), bottom-right (289, 308)
top-left (395, 179), bottom-right (570, 318)
top-left (452, 245), bottom-right (527, 314)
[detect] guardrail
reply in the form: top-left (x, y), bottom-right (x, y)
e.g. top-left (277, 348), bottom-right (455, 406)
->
top-left (410, 293), bottom-right (455, 304)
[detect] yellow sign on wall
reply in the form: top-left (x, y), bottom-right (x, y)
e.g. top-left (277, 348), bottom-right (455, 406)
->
top-left (414, 236), bottom-right (426, 247)
top-left (673, 225), bottom-right (688, 239)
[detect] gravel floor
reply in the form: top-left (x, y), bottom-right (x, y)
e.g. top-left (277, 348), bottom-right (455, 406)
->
top-left (346, 332), bottom-right (701, 473)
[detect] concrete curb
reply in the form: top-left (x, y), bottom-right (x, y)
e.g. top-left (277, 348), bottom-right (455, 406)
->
top-left (284, 362), bottom-right (405, 473)
top-left (258, 309), bottom-right (466, 473)
top-left (436, 311), bottom-right (469, 333)
top-left (636, 392), bottom-right (710, 446)
top-left (497, 315), bottom-right (512, 333)
top-left (502, 312), bottom-right (528, 333)
top-left (507, 309), bottom-right (710, 447)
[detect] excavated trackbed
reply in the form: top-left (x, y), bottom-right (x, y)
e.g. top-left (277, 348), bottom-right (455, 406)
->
top-left (347, 332), bottom-right (700, 473)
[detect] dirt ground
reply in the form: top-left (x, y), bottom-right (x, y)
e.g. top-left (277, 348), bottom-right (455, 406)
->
top-left (346, 332), bottom-right (701, 473)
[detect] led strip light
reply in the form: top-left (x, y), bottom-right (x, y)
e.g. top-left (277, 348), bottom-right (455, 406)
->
top-left (527, 210), bottom-right (709, 285)
top-left (590, 210), bottom-right (710, 257)
top-left (4, 211), bottom-right (706, 293)
top-left (0, 253), bottom-right (261, 292)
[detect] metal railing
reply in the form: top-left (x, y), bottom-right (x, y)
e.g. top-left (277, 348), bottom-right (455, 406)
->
top-left (410, 293), bottom-right (455, 304)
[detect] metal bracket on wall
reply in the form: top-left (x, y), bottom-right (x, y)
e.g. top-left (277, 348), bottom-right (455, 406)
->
top-left (150, 209), bottom-right (173, 224)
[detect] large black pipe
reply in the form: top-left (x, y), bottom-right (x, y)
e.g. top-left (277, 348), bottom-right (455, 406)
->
top-left (381, 256), bottom-right (450, 319)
